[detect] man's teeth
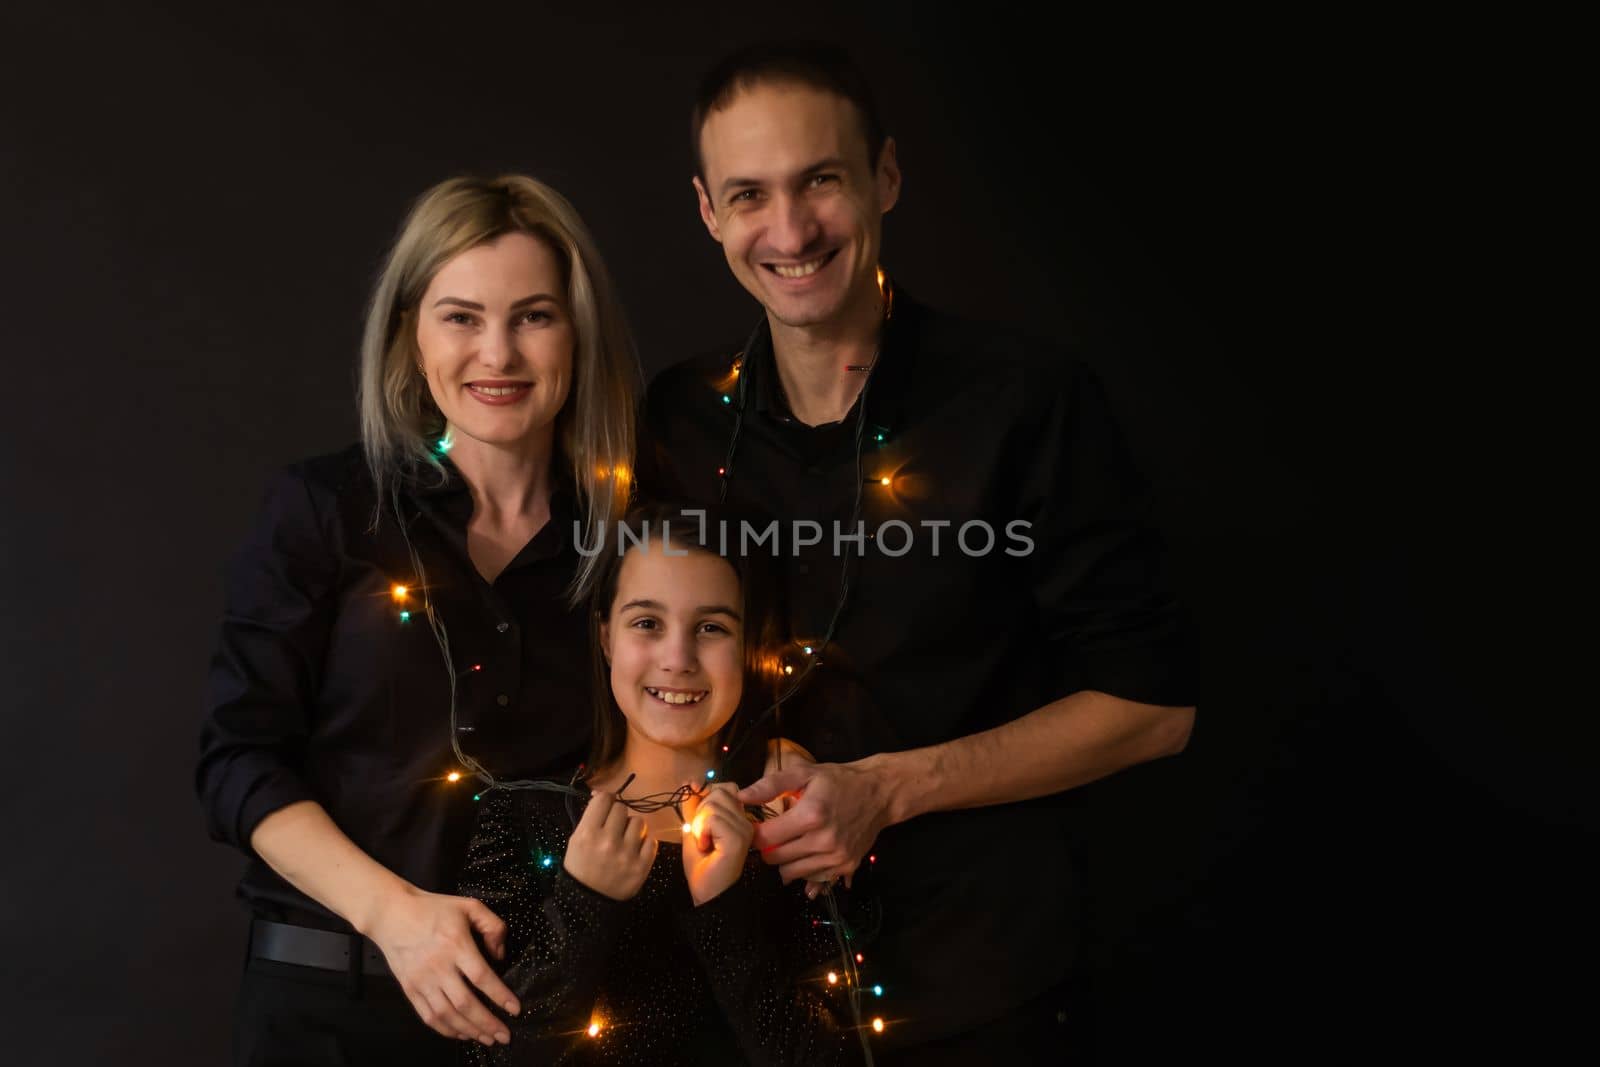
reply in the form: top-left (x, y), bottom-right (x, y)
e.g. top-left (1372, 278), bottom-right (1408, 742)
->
top-left (645, 687), bottom-right (708, 705)
top-left (469, 384), bottom-right (527, 396)
top-left (771, 256), bottom-right (829, 279)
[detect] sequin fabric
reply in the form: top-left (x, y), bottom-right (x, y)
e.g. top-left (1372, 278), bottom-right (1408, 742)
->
top-left (456, 787), bottom-right (870, 1066)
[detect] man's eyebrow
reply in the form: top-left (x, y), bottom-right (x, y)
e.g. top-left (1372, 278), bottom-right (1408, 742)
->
top-left (431, 293), bottom-right (559, 310)
top-left (717, 157), bottom-right (850, 197)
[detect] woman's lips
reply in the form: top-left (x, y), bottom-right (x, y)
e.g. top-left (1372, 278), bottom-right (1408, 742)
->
top-left (466, 382), bottom-right (531, 406)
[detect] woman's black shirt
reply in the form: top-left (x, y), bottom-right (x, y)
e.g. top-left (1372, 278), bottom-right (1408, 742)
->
top-left (196, 444), bottom-right (593, 927)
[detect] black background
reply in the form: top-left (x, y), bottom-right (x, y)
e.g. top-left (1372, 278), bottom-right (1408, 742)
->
top-left (1, 3), bottom-right (1587, 1064)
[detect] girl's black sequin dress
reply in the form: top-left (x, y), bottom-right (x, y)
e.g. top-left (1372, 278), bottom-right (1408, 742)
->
top-left (457, 787), bottom-right (871, 1066)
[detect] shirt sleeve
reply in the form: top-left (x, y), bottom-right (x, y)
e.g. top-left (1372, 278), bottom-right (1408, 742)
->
top-left (195, 466), bottom-right (335, 854)
top-left (1016, 359), bottom-right (1195, 708)
top-left (461, 791), bottom-right (629, 1066)
top-left (675, 854), bottom-right (865, 1067)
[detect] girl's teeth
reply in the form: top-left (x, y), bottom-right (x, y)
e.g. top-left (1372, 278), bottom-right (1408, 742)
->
top-left (647, 687), bottom-right (706, 705)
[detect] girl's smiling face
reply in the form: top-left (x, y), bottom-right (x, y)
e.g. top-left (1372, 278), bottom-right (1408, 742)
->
top-left (601, 541), bottom-right (744, 757)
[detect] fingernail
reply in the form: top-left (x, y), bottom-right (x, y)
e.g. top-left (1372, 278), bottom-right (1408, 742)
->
top-left (496, 1031), bottom-right (511, 1044)
top-left (505, 1002), bottom-right (519, 1015)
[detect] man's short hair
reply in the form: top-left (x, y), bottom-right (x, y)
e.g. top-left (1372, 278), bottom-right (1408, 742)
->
top-left (691, 40), bottom-right (887, 179)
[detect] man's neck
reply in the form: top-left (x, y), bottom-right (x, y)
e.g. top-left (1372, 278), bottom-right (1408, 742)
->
top-left (768, 284), bottom-right (885, 427)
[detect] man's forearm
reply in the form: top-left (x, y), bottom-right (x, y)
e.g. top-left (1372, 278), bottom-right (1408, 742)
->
top-left (870, 691), bottom-right (1194, 826)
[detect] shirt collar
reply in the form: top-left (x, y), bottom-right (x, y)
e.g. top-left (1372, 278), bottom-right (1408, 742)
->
top-left (402, 453), bottom-right (576, 559)
top-left (742, 287), bottom-right (921, 437)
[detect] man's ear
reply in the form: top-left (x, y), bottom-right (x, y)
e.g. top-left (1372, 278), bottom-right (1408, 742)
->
top-left (876, 137), bottom-right (902, 215)
top-left (693, 176), bottom-right (723, 243)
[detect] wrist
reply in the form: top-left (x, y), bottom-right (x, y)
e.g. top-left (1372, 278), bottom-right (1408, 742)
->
top-left (350, 876), bottom-right (416, 939)
top-left (860, 750), bottom-right (922, 827)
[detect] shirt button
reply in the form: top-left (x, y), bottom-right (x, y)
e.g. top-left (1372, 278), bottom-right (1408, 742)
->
top-left (496, 694), bottom-right (509, 707)
top-left (496, 622), bottom-right (510, 633)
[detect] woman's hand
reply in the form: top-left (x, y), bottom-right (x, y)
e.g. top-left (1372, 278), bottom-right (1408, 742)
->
top-left (562, 791), bottom-right (657, 901)
top-left (363, 885), bottom-right (520, 1046)
top-left (680, 783), bottom-right (755, 906)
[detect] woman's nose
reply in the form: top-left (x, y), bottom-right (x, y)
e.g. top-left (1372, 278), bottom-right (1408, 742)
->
top-left (477, 326), bottom-right (517, 370)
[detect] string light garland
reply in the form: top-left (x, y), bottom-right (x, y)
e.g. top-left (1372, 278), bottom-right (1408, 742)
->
top-left (385, 270), bottom-right (900, 1061)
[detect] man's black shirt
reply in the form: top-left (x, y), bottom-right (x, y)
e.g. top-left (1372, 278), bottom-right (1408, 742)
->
top-left (196, 445), bottom-right (592, 929)
top-left (638, 292), bottom-right (1193, 1043)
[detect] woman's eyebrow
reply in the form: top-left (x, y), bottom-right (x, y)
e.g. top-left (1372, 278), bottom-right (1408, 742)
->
top-left (431, 293), bottom-right (560, 310)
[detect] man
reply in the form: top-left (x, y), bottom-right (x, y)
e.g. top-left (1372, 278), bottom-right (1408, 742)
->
top-left (638, 42), bottom-right (1195, 1063)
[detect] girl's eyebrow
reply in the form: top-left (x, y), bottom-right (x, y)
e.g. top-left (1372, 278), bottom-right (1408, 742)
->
top-left (618, 598), bottom-right (741, 621)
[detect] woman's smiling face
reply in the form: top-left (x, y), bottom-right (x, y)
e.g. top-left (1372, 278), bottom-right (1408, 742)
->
top-left (601, 540), bottom-right (744, 757)
top-left (413, 230), bottom-right (574, 453)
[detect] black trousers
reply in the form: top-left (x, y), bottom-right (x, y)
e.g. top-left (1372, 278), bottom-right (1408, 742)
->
top-left (233, 955), bottom-right (457, 1067)
top-left (873, 981), bottom-right (1085, 1067)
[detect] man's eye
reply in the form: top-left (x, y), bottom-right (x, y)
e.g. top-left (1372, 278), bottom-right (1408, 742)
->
top-left (809, 173), bottom-right (840, 188)
top-left (730, 189), bottom-right (759, 204)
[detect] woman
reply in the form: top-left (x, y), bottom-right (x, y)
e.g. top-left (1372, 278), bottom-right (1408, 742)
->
top-left (196, 174), bottom-right (638, 1064)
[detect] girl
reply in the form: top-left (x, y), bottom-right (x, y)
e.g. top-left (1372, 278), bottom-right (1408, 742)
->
top-left (456, 502), bottom-right (871, 1065)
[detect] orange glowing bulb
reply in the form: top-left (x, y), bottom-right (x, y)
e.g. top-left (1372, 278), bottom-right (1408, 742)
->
top-left (872, 1018), bottom-right (885, 1033)
top-left (391, 584), bottom-right (408, 600)
top-left (827, 972), bottom-right (838, 985)
top-left (879, 476), bottom-right (891, 486)
top-left (855, 953), bottom-right (864, 963)
top-left (587, 1022), bottom-right (601, 1038)
top-left (446, 771), bottom-right (461, 783)
top-left (784, 664), bottom-right (794, 675)
top-left (682, 822), bottom-right (693, 834)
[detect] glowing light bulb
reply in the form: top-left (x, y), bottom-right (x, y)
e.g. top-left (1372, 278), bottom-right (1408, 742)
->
top-left (399, 610), bottom-right (411, 623)
top-left (855, 953), bottom-right (864, 963)
top-left (541, 855), bottom-right (553, 868)
top-left (873, 984), bottom-right (883, 996)
top-left (682, 822), bottom-right (693, 834)
top-left (802, 646), bottom-right (813, 655)
top-left (868, 854), bottom-right (876, 864)
top-left (587, 1021), bottom-right (601, 1038)
top-left (721, 744), bottom-right (730, 752)
top-left (446, 771), bottom-right (461, 783)
top-left (717, 467), bottom-right (726, 476)
top-left (872, 1018), bottom-right (885, 1033)
top-left (471, 664), bottom-right (482, 672)
top-left (827, 972), bottom-right (838, 985)
top-left (784, 664), bottom-right (794, 675)
top-left (721, 395), bottom-right (731, 405)
top-left (879, 476), bottom-right (891, 486)
top-left (392, 584), bottom-right (408, 601)
top-left (875, 433), bottom-right (885, 442)
top-left (705, 769), bottom-right (716, 780)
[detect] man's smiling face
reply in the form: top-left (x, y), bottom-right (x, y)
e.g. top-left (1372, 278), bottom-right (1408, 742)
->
top-left (694, 81), bottom-right (899, 330)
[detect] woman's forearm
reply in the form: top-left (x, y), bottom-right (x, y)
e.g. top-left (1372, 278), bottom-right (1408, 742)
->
top-left (248, 799), bottom-right (412, 936)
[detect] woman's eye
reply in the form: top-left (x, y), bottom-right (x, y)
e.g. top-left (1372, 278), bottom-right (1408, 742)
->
top-left (520, 309), bottom-right (551, 325)
top-left (444, 312), bottom-right (473, 325)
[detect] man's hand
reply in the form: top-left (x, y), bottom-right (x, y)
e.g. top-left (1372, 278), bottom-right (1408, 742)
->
top-left (737, 755), bottom-right (897, 888)
top-left (364, 885), bottom-right (520, 1046)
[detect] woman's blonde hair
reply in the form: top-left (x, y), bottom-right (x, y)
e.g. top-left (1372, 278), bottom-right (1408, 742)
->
top-left (358, 174), bottom-right (639, 602)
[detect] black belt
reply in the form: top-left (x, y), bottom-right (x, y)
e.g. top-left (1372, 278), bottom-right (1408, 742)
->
top-left (249, 918), bottom-right (393, 980)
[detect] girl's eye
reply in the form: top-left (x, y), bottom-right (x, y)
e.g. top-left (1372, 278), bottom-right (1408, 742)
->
top-left (698, 621), bottom-right (730, 635)
top-left (630, 617), bottom-right (658, 631)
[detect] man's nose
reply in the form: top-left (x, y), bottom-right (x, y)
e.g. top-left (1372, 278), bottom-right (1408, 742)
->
top-left (766, 194), bottom-right (820, 257)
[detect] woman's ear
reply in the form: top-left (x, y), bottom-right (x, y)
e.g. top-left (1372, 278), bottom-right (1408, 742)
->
top-left (599, 617), bottom-right (612, 664)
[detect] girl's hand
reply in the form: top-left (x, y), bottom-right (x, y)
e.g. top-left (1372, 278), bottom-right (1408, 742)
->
top-left (680, 783), bottom-right (755, 906)
top-left (563, 791), bottom-right (657, 901)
